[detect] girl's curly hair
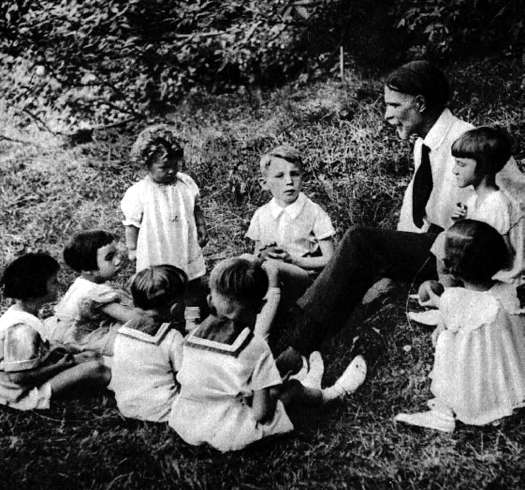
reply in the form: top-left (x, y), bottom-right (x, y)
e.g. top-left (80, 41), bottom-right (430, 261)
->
top-left (130, 124), bottom-right (184, 167)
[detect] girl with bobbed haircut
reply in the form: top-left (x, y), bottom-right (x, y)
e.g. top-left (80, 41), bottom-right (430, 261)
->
top-left (63, 230), bottom-right (115, 272)
top-left (451, 126), bottom-right (512, 179)
top-left (130, 264), bottom-right (188, 311)
top-left (1, 253), bottom-right (59, 300)
top-left (209, 257), bottom-right (269, 306)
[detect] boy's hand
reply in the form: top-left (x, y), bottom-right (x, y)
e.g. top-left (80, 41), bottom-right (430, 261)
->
top-left (73, 350), bottom-right (101, 363)
top-left (267, 247), bottom-right (291, 263)
top-left (431, 323), bottom-right (446, 347)
top-left (451, 202), bottom-right (467, 221)
top-left (261, 259), bottom-right (280, 287)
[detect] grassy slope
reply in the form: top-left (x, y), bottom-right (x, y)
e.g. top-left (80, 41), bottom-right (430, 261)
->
top-left (0, 56), bottom-right (524, 489)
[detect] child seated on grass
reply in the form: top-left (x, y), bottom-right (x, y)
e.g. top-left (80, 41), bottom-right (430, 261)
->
top-left (169, 258), bottom-right (366, 452)
top-left (431, 126), bottom-right (523, 287)
top-left (108, 265), bottom-right (187, 423)
top-left (121, 124), bottom-right (209, 331)
top-left (46, 230), bottom-right (143, 355)
top-left (0, 253), bottom-right (109, 410)
top-left (246, 145), bottom-right (335, 304)
top-left (396, 220), bottom-right (525, 433)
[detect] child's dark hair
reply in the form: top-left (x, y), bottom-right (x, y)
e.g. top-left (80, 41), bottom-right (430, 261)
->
top-left (451, 126), bottom-right (512, 178)
top-left (63, 230), bottom-right (115, 272)
top-left (131, 124), bottom-right (184, 168)
top-left (444, 219), bottom-right (509, 283)
top-left (210, 258), bottom-right (268, 305)
top-left (259, 145), bottom-right (304, 176)
top-left (1, 253), bottom-right (60, 300)
top-left (131, 264), bottom-right (187, 310)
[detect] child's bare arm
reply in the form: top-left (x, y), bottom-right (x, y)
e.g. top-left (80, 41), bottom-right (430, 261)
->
top-left (287, 237), bottom-right (335, 270)
top-left (252, 386), bottom-right (277, 423)
top-left (11, 352), bottom-right (76, 386)
top-left (194, 201), bottom-right (208, 247)
top-left (100, 302), bottom-right (144, 324)
top-left (254, 261), bottom-right (281, 341)
top-left (124, 225), bottom-right (139, 261)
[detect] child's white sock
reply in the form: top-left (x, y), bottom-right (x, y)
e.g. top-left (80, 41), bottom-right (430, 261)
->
top-left (184, 306), bottom-right (201, 333)
top-left (301, 351), bottom-right (324, 390)
top-left (322, 355), bottom-right (367, 402)
top-left (394, 406), bottom-right (455, 433)
top-left (289, 355), bottom-right (309, 382)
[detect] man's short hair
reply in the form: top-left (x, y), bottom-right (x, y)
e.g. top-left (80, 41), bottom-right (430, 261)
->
top-left (386, 60), bottom-right (450, 112)
top-left (259, 145), bottom-right (303, 176)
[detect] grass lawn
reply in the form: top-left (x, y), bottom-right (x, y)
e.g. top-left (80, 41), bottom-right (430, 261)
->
top-left (1, 55), bottom-right (524, 489)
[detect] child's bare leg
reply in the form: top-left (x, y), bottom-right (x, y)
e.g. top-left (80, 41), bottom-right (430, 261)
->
top-left (48, 360), bottom-right (110, 398)
top-left (272, 260), bottom-right (311, 305)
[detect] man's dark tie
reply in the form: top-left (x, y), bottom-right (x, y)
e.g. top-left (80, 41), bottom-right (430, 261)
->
top-left (412, 143), bottom-right (432, 229)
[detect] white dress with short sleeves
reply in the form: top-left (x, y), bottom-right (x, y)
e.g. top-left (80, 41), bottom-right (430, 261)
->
top-left (169, 327), bottom-right (293, 452)
top-left (121, 172), bottom-right (205, 279)
top-left (430, 286), bottom-right (525, 425)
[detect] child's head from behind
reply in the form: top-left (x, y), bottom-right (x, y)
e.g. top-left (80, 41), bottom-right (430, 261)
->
top-left (131, 265), bottom-right (187, 316)
top-left (209, 258), bottom-right (268, 328)
top-left (1, 252), bottom-right (60, 302)
top-left (444, 219), bottom-right (508, 284)
top-left (131, 124), bottom-right (184, 185)
top-left (259, 145), bottom-right (304, 206)
top-left (451, 126), bottom-right (512, 188)
top-left (64, 230), bottom-right (121, 281)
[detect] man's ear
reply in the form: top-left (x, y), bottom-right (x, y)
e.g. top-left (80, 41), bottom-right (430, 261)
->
top-left (415, 94), bottom-right (427, 113)
top-left (258, 176), bottom-right (269, 191)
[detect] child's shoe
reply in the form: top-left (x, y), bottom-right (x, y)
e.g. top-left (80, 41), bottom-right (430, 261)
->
top-left (394, 409), bottom-right (455, 433)
top-left (322, 355), bottom-right (367, 401)
top-left (301, 351), bottom-right (324, 390)
top-left (184, 307), bottom-right (201, 333)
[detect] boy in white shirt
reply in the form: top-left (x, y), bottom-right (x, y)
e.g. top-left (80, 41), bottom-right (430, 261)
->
top-left (246, 145), bottom-right (336, 303)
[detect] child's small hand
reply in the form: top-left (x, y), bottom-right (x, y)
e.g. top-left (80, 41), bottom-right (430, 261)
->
top-left (431, 323), bottom-right (446, 347)
top-left (128, 249), bottom-right (137, 262)
top-left (267, 247), bottom-right (291, 263)
top-left (451, 202), bottom-right (467, 221)
top-left (197, 226), bottom-right (209, 248)
top-left (73, 350), bottom-right (101, 363)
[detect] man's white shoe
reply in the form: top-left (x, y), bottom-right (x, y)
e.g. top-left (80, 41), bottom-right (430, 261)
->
top-left (394, 410), bottom-right (455, 433)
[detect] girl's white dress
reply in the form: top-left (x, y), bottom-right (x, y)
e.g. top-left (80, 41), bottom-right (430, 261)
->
top-left (431, 285), bottom-right (525, 425)
top-left (45, 277), bottom-right (129, 355)
top-left (108, 320), bottom-right (184, 423)
top-left (169, 325), bottom-right (293, 452)
top-left (121, 172), bottom-right (206, 279)
top-left (0, 309), bottom-right (53, 410)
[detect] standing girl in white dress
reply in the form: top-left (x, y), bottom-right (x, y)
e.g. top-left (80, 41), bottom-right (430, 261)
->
top-left (169, 258), bottom-right (367, 452)
top-left (396, 220), bottom-right (525, 432)
top-left (0, 253), bottom-right (109, 410)
top-left (121, 124), bottom-right (208, 331)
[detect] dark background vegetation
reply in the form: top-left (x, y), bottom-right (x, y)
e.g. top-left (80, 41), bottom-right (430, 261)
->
top-left (0, 1), bottom-right (524, 488)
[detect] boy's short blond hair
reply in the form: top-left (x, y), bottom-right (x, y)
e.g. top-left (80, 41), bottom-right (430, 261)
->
top-left (259, 145), bottom-right (303, 176)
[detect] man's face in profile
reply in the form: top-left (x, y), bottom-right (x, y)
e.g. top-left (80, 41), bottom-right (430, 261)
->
top-left (384, 86), bottom-right (425, 140)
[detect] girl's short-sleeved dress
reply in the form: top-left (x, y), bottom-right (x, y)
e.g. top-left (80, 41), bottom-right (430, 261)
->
top-left (45, 277), bottom-right (129, 355)
top-left (0, 309), bottom-right (53, 410)
top-left (108, 320), bottom-right (184, 423)
top-left (169, 326), bottom-right (293, 452)
top-left (431, 286), bottom-right (525, 425)
top-left (121, 172), bottom-right (206, 280)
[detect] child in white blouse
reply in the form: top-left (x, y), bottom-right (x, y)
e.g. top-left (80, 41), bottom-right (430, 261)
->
top-left (0, 253), bottom-right (109, 410)
top-left (121, 124), bottom-right (208, 331)
top-left (397, 220), bottom-right (525, 432)
top-left (246, 145), bottom-right (335, 305)
top-left (108, 264), bottom-right (186, 422)
top-left (169, 258), bottom-right (366, 452)
top-left (431, 126), bottom-right (522, 286)
top-left (46, 230), bottom-right (142, 355)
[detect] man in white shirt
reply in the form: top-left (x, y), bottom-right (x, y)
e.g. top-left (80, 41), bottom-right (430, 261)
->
top-left (284, 61), bottom-right (525, 383)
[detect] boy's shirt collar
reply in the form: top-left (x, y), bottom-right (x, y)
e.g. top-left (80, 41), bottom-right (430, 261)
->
top-left (269, 192), bottom-right (307, 220)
